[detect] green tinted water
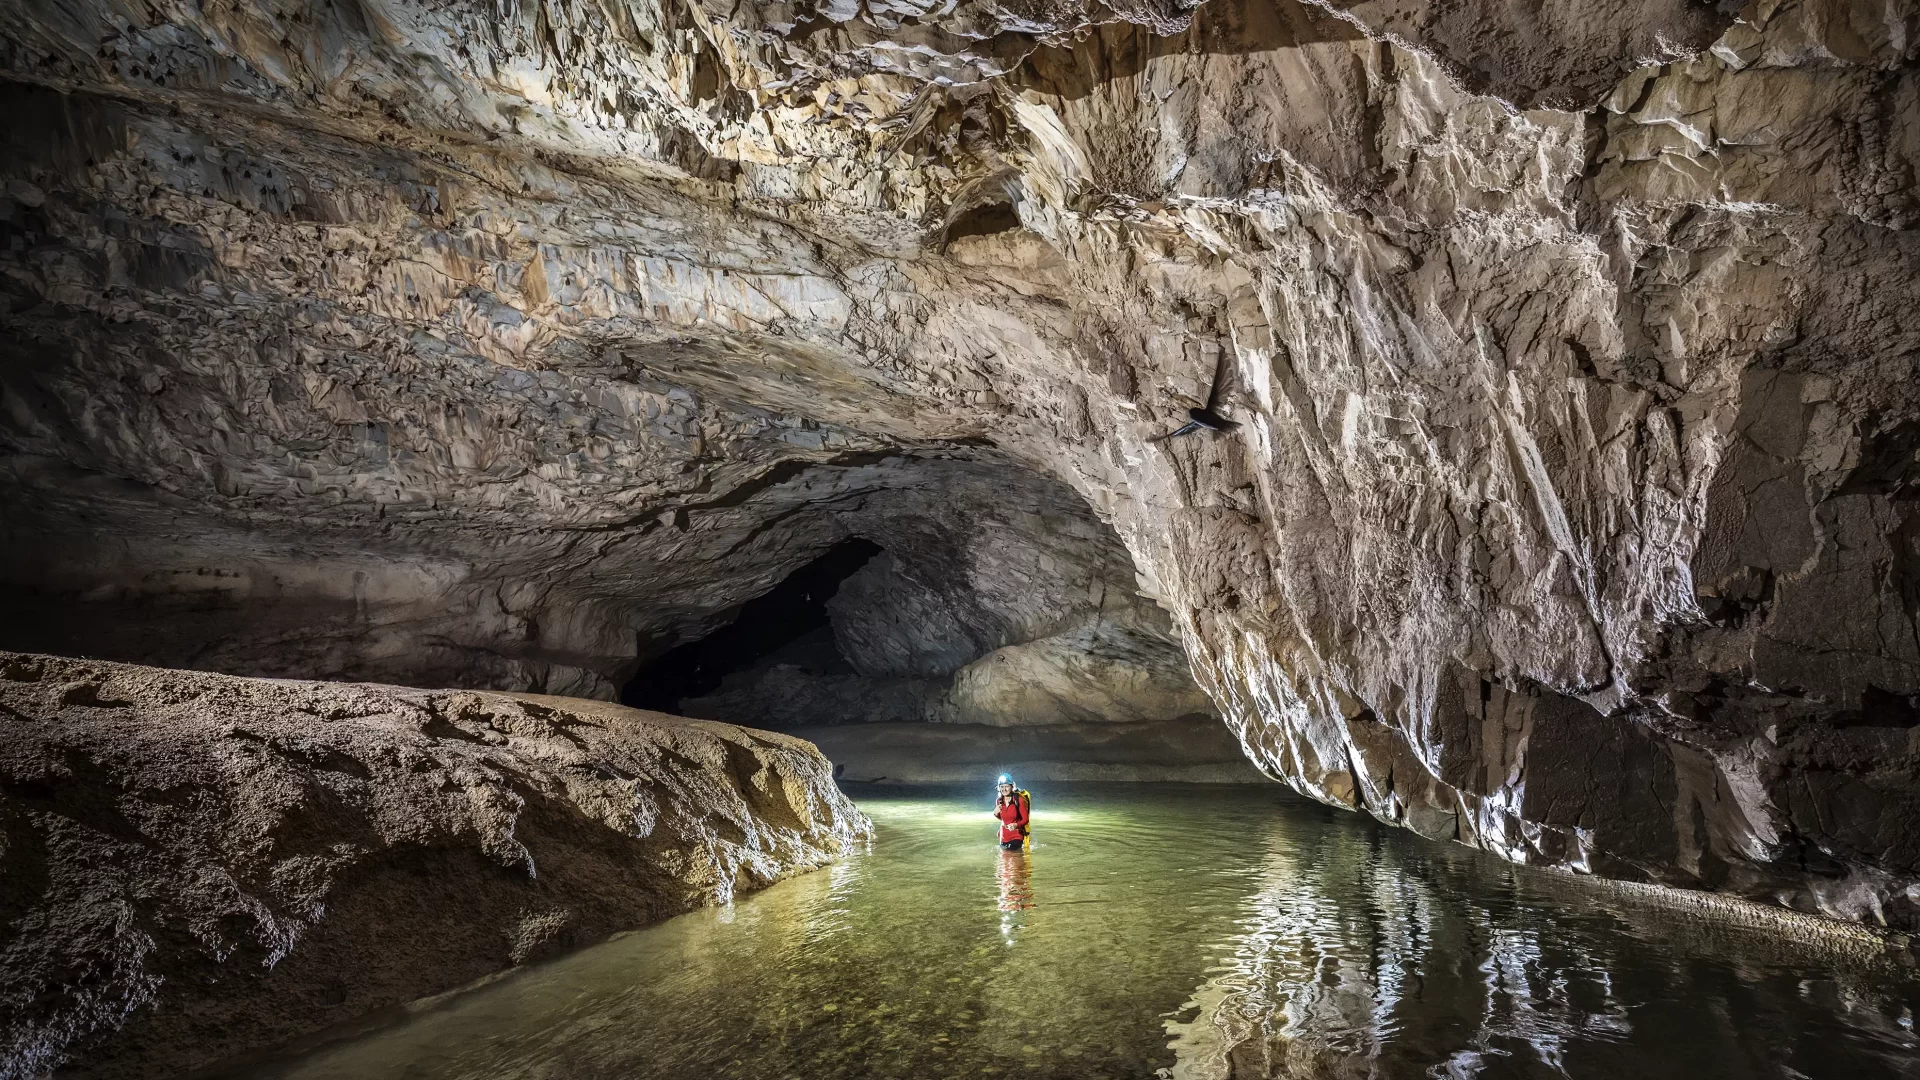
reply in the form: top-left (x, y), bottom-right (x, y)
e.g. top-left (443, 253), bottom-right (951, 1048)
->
top-left (254, 785), bottom-right (1920, 1079)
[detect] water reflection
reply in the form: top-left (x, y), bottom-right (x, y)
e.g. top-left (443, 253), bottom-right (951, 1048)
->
top-left (998, 849), bottom-right (1035, 913)
top-left (1167, 822), bottom-right (1920, 1079)
top-left (244, 786), bottom-right (1920, 1080)
top-left (997, 846), bottom-right (1035, 949)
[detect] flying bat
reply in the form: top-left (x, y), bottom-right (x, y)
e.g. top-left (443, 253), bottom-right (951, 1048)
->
top-left (1150, 347), bottom-right (1239, 441)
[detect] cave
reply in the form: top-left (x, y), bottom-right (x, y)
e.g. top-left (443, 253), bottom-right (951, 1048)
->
top-left (621, 537), bottom-right (882, 713)
top-left (5, 0), bottom-right (1920, 1075)
top-left (942, 199), bottom-right (1024, 246)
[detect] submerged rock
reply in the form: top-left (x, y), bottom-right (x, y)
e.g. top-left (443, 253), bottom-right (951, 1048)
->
top-left (0, 652), bottom-right (870, 1079)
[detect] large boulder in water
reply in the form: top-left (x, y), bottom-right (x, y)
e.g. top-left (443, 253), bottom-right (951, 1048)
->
top-left (0, 652), bottom-right (870, 1079)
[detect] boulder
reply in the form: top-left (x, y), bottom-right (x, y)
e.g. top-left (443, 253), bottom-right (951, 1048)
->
top-left (0, 653), bottom-right (869, 1079)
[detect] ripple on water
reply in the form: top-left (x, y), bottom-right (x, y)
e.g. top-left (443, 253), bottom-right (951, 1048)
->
top-left (244, 784), bottom-right (1920, 1080)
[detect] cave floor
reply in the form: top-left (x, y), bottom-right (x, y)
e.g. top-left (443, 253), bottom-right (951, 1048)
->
top-left (239, 785), bottom-right (1920, 1079)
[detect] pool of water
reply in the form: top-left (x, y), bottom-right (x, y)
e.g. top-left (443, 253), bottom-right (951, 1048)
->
top-left (252, 784), bottom-right (1920, 1079)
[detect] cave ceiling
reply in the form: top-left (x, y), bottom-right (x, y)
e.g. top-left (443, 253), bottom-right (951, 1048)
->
top-left (5, 0), bottom-right (1920, 923)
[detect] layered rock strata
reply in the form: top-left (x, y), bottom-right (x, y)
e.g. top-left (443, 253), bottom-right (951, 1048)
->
top-left (2, 0), bottom-right (1919, 931)
top-left (0, 652), bottom-right (869, 1079)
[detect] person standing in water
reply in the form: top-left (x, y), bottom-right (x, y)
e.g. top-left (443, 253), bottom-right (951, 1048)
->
top-left (993, 775), bottom-right (1030, 851)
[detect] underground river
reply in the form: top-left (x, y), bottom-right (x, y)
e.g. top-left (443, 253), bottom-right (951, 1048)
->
top-left (247, 784), bottom-right (1920, 1079)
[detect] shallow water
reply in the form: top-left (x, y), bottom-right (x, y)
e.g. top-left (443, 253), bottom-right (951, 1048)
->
top-left (254, 784), bottom-right (1920, 1079)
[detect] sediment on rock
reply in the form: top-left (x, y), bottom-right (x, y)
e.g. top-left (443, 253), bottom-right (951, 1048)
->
top-left (0, 652), bottom-right (870, 1080)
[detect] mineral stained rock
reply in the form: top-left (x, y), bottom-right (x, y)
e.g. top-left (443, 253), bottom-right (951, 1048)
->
top-left (2, 0), bottom-right (1920, 930)
top-left (0, 652), bottom-right (870, 1079)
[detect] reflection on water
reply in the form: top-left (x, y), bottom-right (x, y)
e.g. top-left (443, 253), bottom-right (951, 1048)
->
top-left (1170, 826), bottom-right (1920, 1079)
top-left (249, 785), bottom-right (1920, 1080)
top-left (997, 847), bottom-right (1034, 949)
top-left (998, 849), bottom-right (1034, 914)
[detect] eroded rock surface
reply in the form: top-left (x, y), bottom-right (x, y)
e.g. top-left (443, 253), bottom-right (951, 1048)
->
top-left (0, 652), bottom-right (869, 1079)
top-left (3, 0), bottom-right (1920, 931)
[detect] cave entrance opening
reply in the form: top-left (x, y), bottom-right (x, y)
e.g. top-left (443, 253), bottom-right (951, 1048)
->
top-left (942, 200), bottom-right (1021, 246)
top-left (621, 538), bottom-right (882, 714)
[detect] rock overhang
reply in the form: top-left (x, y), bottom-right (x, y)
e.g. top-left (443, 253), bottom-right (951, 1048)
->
top-left (1, 0), bottom-right (1919, 929)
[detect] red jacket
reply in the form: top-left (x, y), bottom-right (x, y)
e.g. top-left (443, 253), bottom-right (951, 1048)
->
top-left (995, 791), bottom-right (1030, 843)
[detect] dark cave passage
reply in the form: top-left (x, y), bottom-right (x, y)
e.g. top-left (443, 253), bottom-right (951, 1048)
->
top-left (621, 538), bottom-right (882, 713)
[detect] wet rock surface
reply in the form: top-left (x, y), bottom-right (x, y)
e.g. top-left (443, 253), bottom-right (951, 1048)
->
top-left (1, 0), bottom-right (1919, 933)
top-left (0, 652), bottom-right (869, 1079)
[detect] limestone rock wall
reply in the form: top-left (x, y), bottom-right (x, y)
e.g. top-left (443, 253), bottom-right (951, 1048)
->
top-left (3, 0), bottom-right (1920, 928)
top-left (0, 652), bottom-right (869, 1078)
top-left (685, 622), bottom-right (1213, 730)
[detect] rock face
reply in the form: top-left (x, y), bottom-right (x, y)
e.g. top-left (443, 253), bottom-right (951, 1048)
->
top-left (0, 652), bottom-right (869, 1079)
top-left (3, 0), bottom-right (1920, 930)
top-left (670, 464), bottom-right (1218, 738)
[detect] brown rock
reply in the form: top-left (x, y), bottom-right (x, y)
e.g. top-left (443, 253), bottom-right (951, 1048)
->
top-left (0, 653), bottom-right (869, 1078)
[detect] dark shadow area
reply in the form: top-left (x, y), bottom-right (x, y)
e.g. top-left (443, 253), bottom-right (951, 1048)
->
top-left (1016, 0), bottom-right (1363, 102)
top-left (621, 538), bottom-right (881, 713)
top-left (944, 200), bottom-right (1022, 245)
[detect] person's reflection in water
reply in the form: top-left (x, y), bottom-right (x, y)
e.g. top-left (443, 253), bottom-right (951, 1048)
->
top-left (997, 849), bottom-right (1034, 912)
top-left (997, 847), bottom-right (1034, 943)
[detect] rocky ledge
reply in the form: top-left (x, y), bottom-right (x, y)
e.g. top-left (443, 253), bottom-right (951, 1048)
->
top-left (0, 652), bottom-right (870, 1080)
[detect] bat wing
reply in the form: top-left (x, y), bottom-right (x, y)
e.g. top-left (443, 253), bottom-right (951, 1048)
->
top-left (1203, 348), bottom-right (1232, 414)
